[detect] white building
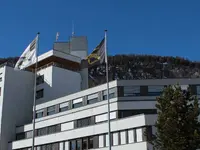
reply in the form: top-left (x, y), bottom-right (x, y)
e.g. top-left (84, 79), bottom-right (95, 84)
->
top-left (0, 36), bottom-right (199, 150)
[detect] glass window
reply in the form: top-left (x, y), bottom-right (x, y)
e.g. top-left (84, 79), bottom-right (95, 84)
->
top-left (102, 88), bottom-right (116, 100)
top-left (36, 89), bottom-right (44, 99)
top-left (37, 127), bottom-right (47, 136)
top-left (70, 140), bottom-right (76, 150)
top-left (197, 86), bottom-right (200, 95)
top-left (0, 77), bottom-right (2, 82)
top-left (77, 117), bottom-right (92, 128)
top-left (148, 85), bottom-right (164, 96)
top-left (52, 143), bottom-right (59, 150)
top-left (36, 75), bottom-right (44, 85)
top-left (48, 125), bottom-right (56, 134)
top-left (25, 131), bottom-right (32, 138)
top-left (59, 102), bottom-right (68, 112)
top-left (16, 132), bottom-right (25, 140)
top-left (103, 93), bottom-right (115, 100)
top-left (77, 139), bottom-right (82, 150)
top-left (88, 137), bottom-right (94, 149)
top-left (47, 106), bottom-right (56, 116)
top-left (87, 93), bottom-right (98, 104)
top-left (36, 110), bottom-right (44, 118)
top-left (73, 98), bottom-right (83, 108)
top-left (124, 86), bottom-right (140, 96)
top-left (118, 109), bottom-right (157, 118)
top-left (82, 138), bottom-right (88, 150)
top-left (88, 98), bottom-right (98, 104)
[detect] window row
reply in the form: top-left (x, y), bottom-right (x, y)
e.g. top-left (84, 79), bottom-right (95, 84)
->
top-left (35, 88), bottom-right (116, 119)
top-left (18, 126), bottom-right (152, 150)
top-left (124, 85), bottom-right (165, 97)
top-left (124, 85), bottom-right (200, 97)
top-left (69, 126), bottom-right (152, 150)
top-left (19, 142), bottom-right (59, 150)
top-left (16, 109), bottom-right (154, 141)
top-left (16, 124), bottom-right (61, 140)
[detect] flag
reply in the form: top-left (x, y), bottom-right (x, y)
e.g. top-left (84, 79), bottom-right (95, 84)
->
top-left (15, 35), bottom-right (38, 70)
top-left (86, 38), bottom-right (105, 67)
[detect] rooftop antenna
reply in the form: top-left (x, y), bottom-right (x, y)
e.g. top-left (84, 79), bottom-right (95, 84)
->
top-left (56, 32), bottom-right (59, 42)
top-left (72, 20), bottom-right (75, 37)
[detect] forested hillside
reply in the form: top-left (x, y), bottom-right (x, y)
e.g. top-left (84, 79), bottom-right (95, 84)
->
top-left (1, 55), bottom-right (200, 87)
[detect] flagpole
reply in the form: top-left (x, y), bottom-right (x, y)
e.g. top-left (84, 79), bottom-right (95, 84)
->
top-left (105, 30), bottom-right (112, 150)
top-left (32, 32), bottom-right (40, 150)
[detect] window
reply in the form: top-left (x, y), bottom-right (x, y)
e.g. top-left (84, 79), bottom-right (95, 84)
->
top-left (102, 88), bottom-right (116, 100)
top-left (87, 93), bottom-right (98, 104)
top-left (124, 86), bottom-right (140, 96)
top-left (118, 109), bottom-right (157, 118)
top-left (77, 117), bottom-right (92, 128)
top-left (82, 138), bottom-right (88, 150)
top-left (37, 127), bottom-right (47, 136)
top-left (59, 102), bottom-right (68, 112)
top-left (52, 143), bottom-right (59, 150)
top-left (0, 77), bottom-right (2, 82)
top-left (197, 85), bottom-right (200, 95)
top-left (16, 132), bottom-right (25, 140)
top-left (36, 109), bottom-right (44, 118)
top-left (36, 89), bottom-right (44, 99)
top-left (25, 131), bottom-right (32, 138)
top-left (36, 75), bottom-right (44, 85)
top-left (48, 125), bottom-right (60, 134)
top-left (73, 98), bottom-right (83, 108)
top-left (88, 137), bottom-right (94, 149)
top-left (148, 85), bottom-right (164, 96)
top-left (77, 139), bottom-right (82, 150)
top-left (70, 140), bottom-right (76, 150)
top-left (47, 106), bottom-right (56, 116)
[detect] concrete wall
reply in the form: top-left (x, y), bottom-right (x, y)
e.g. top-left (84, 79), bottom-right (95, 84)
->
top-left (36, 66), bottom-right (81, 104)
top-left (0, 67), bottom-right (6, 138)
top-left (11, 114), bottom-right (154, 149)
top-left (0, 66), bottom-right (34, 150)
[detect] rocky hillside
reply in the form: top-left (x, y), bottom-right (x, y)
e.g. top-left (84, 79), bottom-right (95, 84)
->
top-left (1, 55), bottom-right (200, 87)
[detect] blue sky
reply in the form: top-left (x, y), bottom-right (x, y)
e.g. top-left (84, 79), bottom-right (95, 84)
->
top-left (1, 0), bottom-right (200, 61)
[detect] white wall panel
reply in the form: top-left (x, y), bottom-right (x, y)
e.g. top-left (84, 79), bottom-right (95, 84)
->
top-left (61, 122), bottom-right (74, 131)
top-left (95, 112), bottom-right (117, 123)
top-left (120, 131), bottom-right (126, 145)
top-left (98, 135), bottom-right (104, 148)
top-left (59, 142), bottom-right (63, 150)
top-left (136, 128), bottom-right (143, 142)
top-left (113, 132), bottom-right (119, 146)
top-left (65, 141), bottom-right (69, 150)
top-left (128, 129), bottom-right (134, 143)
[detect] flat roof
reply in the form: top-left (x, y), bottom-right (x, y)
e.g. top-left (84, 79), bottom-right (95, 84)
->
top-left (26, 50), bottom-right (82, 70)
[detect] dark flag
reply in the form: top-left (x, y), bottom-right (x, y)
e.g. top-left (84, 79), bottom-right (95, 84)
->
top-left (84, 38), bottom-right (105, 68)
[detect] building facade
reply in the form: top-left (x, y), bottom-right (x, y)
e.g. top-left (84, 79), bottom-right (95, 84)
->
top-left (0, 36), bottom-right (200, 150)
top-left (8, 78), bottom-right (200, 150)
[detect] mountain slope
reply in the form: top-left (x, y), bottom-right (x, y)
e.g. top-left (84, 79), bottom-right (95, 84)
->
top-left (1, 55), bottom-right (200, 87)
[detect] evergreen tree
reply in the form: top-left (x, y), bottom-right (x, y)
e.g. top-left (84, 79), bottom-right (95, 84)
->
top-left (153, 84), bottom-right (200, 150)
